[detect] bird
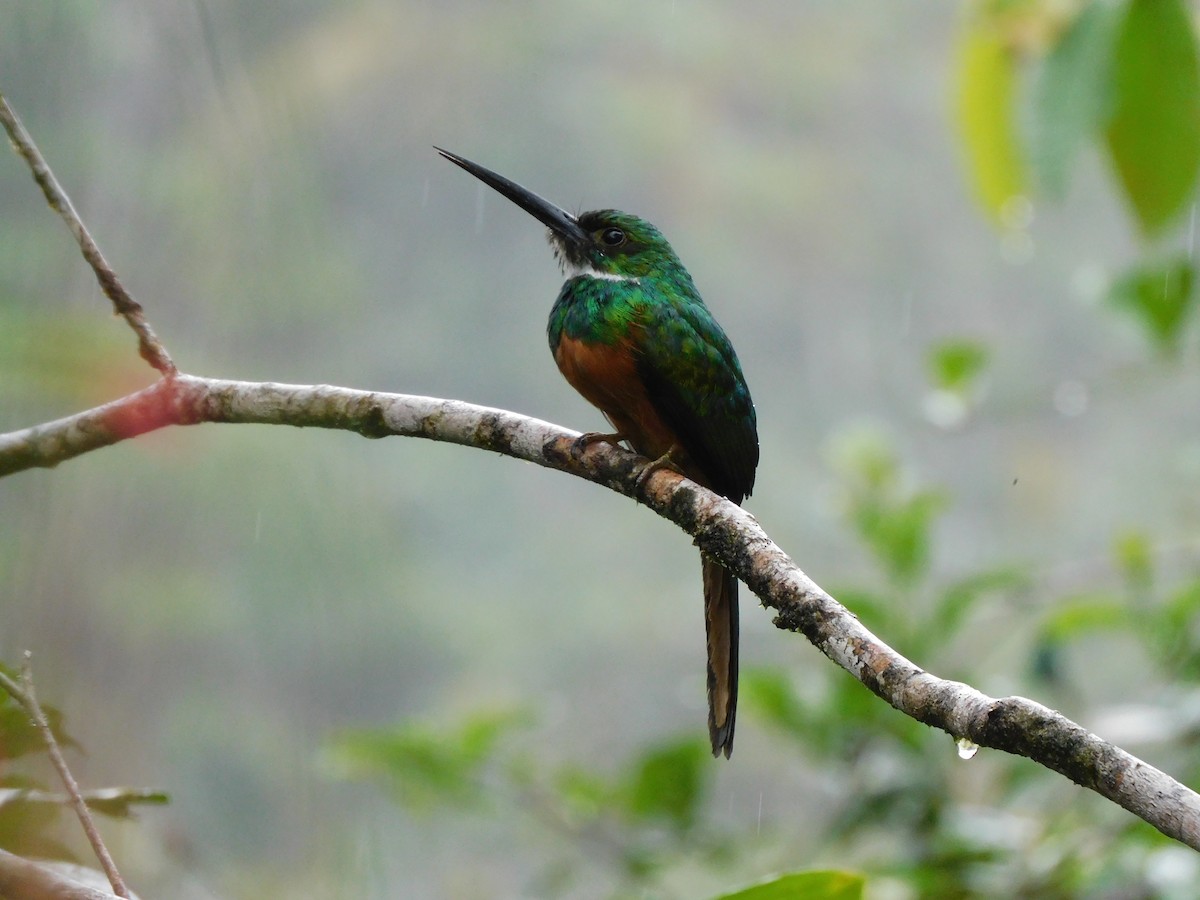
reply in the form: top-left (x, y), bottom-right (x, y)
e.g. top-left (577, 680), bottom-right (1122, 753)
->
top-left (437, 148), bottom-right (759, 758)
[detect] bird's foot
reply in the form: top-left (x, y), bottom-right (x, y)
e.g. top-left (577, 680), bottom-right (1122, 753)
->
top-left (571, 430), bottom-right (625, 460)
top-left (635, 446), bottom-right (683, 493)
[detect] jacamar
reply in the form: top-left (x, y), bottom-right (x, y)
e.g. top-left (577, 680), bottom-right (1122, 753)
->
top-left (437, 148), bottom-right (759, 758)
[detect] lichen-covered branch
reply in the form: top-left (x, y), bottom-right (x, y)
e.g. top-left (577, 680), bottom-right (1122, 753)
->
top-left (1, 374), bottom-right (1198, 850)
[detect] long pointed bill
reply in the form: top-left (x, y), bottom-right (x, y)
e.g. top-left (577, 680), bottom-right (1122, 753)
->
top-left (436, 147), bottom-right (589, 246)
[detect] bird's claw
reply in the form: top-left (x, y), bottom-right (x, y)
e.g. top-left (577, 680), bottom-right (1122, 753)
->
top-left (635, 448), bottom-right (683, 493)
top-left (571, 431), bottom-right (625, 460)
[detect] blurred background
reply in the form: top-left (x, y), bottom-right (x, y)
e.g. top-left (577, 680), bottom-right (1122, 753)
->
top-left (2, 2), bottom-right (1200, 897)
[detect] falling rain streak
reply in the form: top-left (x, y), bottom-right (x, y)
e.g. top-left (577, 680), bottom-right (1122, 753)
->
top-left (474, 184), bottom-right (487, 233)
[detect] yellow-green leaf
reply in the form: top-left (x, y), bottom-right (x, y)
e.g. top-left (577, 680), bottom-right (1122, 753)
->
top-left (955, 20), bottom-right (1028, 223)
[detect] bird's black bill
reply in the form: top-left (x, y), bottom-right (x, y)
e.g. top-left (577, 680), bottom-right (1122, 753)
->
top-left (435, 147), bottom-right (589, 246)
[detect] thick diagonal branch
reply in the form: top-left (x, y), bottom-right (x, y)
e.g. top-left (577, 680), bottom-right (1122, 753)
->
top-left (1, 375), bottom-right (1197, 850)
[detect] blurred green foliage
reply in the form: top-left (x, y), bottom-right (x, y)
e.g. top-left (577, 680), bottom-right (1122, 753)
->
top-left (713, 871), bottom-right (864, 900)
top-left (329, 712), bottom-right (734, 890)
top-left (1031, 1), bottom-right (1121, 199)
top-left (922, 340), bottom-right (992, 429)
top-left (0, 307), bottom-right (147, 418)
top-left (321, 423), bottom-right (1200, 896)
top-left (960, 0), bottom-right (1200, 238)
top-left (1104, 0), bottom-right (1200, 237)
top-left (828, 430), bottom-right (947, 590)
top-left (1038, 528), bottom-right (1200, 685)
top-left (1107, 256), bottom-right (1197, 353)
top-left (958, 0), bottom-right (1200, 353)
top-left (927, 340), bottom-right (989, 397)
top-left (329, 708), bottom-right (532, 812)
top-left (0, 666), bottom-right (76, 763)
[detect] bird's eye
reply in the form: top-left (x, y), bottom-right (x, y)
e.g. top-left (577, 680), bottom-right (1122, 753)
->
top-left (600, 227), bottom-right (626, 247)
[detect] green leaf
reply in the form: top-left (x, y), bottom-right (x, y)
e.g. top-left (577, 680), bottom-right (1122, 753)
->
top-left (1113, 530), bottom-right (1153, 592)
top-left (552, 764), bottom-right (611, 823)
top-left (1105, 0), bottom-right (1200, 236)
top-left (955, 17), bottom-right (1028, 222)
top-left (740, 668), bottom-right (810, 740)
top-left (1151, 578), bottom-right (1200, 674)
top-left (327, 708), bottom-right (530, 812)
top-left (0, 666), bottom-right (78, 762)
top-left (0, 787), bottom-right (168, 819)
top-left (621, 737), bottom-right (708, 833)
top-left (0, 705), bottom-right (43, 762)
top-left (0, 792), bottom-right (72, 859)
top-left (853, 489), bottom-right (946, 588)
top-left (830, 429), bottom-right (899, 494)
top-left (829, 429), bottom-right (946, 586)
top-left (1163, 578), bottom-right (1200, 634)
top-left (713, 870), bottom-right (865, 900)
top-left (933, 567), bottom-right (1028, 641)
top-left (1041, 594), bottom-right (1130, 642)
top-left (1106, 256), bottom-right (1196, 352)
top-left (926, 340), bottom-right (990, 394)
top-left (1032, 1), bottom-right (1122, 197)
top-left (82, 788), bottom-right (170, 818)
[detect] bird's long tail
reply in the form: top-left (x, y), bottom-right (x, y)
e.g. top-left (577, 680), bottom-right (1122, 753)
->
top-left (703, 556), bottom-right (739, 758)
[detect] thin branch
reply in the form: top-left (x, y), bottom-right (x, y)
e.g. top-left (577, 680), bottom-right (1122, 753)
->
top-left (0, 376), bottom-right (1197, 849)
top-left (0, 91), bottom-right (175, 376)
top-left (0, 659), bottom-right (131, 899)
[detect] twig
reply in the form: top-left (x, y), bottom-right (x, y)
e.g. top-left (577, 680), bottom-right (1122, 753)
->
top-left (0, 658), bottom-right (131, 899)
top-left (0, 91), bottom-right (176, 377)
top-left (0, 376), bottom-right (1198, 849)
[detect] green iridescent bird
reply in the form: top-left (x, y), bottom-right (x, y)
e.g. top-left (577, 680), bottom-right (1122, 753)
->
top-left (438, 148), bottom-right (759, 758)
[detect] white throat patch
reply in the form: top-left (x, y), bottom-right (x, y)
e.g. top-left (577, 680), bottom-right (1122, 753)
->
top-left (564, 262), bottom-right (639, 284)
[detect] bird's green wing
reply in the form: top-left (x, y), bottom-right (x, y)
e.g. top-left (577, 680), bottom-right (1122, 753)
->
top-left (633, 295), bottom-right (759, 502)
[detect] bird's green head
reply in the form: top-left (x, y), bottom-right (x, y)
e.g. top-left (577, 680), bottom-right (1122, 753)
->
top-left (437, 148), bottom-right (685, 283)
top-left (554, 209), bottom-right (680, 281)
